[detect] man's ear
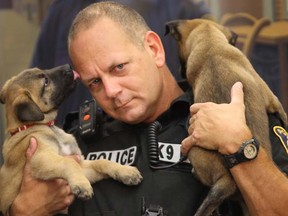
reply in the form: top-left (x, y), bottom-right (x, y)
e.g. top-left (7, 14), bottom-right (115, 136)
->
top-left (144, 31), bottom-right (165, 67)
top-left (13, 92), bottom-right (44, 122)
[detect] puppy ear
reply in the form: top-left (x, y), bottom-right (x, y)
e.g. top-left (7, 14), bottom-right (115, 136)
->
top-left (0, 83), bottom-right (8, 104)
top-left (14, 92), bottom-right (44, 122)
top-left (0, 88), bottom-right (6, 104)
top-left (228, 31), bottom-right (238, 46)
top-left (165, 20), bottom-right (182, 41)
top-left (1, 78), bottom-right (16, 104)
top-left (220, 25), bottom-right (238, 46)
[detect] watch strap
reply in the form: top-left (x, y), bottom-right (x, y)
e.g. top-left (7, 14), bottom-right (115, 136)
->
top-left (223, 137), bottom-right (259, 169)
top-left (223, 153), bottom-right (242, 169)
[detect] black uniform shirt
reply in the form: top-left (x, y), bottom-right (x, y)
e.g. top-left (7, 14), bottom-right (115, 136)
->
top-left (67, 89), bottom-right (288, 216)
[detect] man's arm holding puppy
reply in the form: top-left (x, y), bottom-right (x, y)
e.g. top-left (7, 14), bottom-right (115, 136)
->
top-left (9, 137), bottom-right (76, 216)
top-left (182, 82), bottom-right (288, 216)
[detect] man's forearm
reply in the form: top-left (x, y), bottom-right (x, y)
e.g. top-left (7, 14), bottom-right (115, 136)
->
top-left (231, 147), bottom-right (288, 216)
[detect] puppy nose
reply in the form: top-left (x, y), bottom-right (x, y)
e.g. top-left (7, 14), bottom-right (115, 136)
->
top-left (47, 64), bottom-right (72, 73)
top-left (45, 64), bottom-right (76, 80)
top-left (58, 64), bottom-right (74, 77)
top-left (62, 64), bottom-right (73, 75)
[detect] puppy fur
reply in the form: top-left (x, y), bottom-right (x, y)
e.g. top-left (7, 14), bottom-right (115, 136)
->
top-left (166, 19), bottom-right (287, 216)
top-left (0, 65), bottom-right (142, 215)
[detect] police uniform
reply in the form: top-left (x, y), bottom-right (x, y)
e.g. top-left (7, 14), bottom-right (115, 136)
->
top-left (63, 87), bottom-right (288, 216)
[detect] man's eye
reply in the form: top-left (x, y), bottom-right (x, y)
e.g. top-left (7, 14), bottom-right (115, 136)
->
top-left (116, 64), bottom-right (124, 70)
top-left (91, 79), bottom-right (101, 85)
top-left (89, 79), bottom-right (101, 90)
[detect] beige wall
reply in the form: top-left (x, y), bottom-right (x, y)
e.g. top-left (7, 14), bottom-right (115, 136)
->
top-left (12, 0), bottom-right (53, 25)
top-left (0, 9), bottom-right (39, 163)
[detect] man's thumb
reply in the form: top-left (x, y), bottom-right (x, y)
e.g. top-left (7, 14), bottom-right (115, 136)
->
top-left (230, 82), bottom-right (244, 105)
top-left (21, 137), bottom-right (38, 183)
top-left (26, 137), bottom-right (38, 159)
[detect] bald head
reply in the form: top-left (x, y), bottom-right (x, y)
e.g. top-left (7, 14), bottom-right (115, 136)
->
top-left (68, 1), bottom-right (151, 49)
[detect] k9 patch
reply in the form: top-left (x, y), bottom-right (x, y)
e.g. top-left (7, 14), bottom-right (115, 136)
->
top-left (273, 126), bottom-right (288, 154)
top-left (158, 142), bottom-right (190, 163)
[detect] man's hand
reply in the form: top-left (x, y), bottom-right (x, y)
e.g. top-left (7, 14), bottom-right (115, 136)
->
top-left (10, 137), bottom-right (77, 216)
top-left (181, 82), bottom-right (252, 156)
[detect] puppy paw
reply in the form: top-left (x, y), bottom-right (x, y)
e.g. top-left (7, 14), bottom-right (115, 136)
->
top-left (70, 180), bottom-right (93, 200)
top-left (115, 166), bottom-right (143, 185)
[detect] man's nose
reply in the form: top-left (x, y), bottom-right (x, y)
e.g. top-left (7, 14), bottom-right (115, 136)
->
top-left (103, 77), bottom-right (121, 98)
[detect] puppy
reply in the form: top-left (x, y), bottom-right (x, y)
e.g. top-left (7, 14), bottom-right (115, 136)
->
top-left (166, 19), bottom-right (287, 216)
top-left (0, 64), bottom-right (142, 215)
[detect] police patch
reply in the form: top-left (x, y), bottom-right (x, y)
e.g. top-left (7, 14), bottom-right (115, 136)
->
top-left (86, 146), bottom-right (137, 165)
top-left (273, 126), bottom-right (288, 154)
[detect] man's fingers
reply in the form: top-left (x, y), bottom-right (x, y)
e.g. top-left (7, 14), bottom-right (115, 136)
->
top-left (181, 136), bottom-right (195, 156)
top-left (230, 82), bottom-right (244, 105)
top-left (66, 154), bottom-right (82, 163)
top-left (190, 103), bottom-right (202, 116)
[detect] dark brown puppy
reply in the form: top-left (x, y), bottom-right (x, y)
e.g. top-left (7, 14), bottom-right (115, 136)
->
top-left (0, 65), bottom-right (142, 215)
top-left (166, 19), bottom-right (287, 216)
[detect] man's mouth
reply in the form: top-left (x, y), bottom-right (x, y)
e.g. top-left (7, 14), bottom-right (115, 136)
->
top-left (114, 99), bottom-right (132, 110)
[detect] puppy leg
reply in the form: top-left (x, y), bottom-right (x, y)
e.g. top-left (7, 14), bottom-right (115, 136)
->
top-left (266, 94), bottom-right (287, 124)
top-left (81, 159), bottom-right (143, 185)
top-left (194, 175), bottom-right (237, 216)
top-left (258, 79), bottom-right (287, 124)
top-left (30, 152), bottom-right (93, 199)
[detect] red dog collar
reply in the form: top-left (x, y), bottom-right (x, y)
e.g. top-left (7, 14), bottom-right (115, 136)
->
top-left (10, 120), bottom-right (55, 136)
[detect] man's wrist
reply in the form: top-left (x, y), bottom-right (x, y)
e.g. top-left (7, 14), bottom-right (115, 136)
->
top-left (223, 137), bottom-right (259, 168)
top-left (9, 197), bottom-right (31, 216)
top-left (8, 200), bottom-right (20, 216)
top-left (218, 126), bottom-right (253, 155)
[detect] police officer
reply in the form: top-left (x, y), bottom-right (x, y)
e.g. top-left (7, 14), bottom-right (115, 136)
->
top-left (30, 0), bottom-right (212, 125)
top-left (8, 2), bottom-right (288, 216)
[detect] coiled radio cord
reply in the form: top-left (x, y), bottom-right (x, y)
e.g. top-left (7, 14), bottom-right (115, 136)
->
top-left (148, 121), bottom-right (187, 170)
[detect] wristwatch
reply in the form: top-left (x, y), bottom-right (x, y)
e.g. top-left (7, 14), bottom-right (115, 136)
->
top-left (223, 137), bottom-right (259, 169)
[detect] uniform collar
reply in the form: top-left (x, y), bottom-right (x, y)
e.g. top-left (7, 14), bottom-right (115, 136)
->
top-left (157, 89), bottom-right (193, 124)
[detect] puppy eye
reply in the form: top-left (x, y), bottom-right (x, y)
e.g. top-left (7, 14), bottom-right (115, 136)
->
top-left (38, 74), bottom-right (45, 78)
top-left (44, 77), bottom-right (49, 87)
top-left (38, 74), bottom-right (49, 87)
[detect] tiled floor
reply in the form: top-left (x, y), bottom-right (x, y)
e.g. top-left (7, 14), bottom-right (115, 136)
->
top-left (0, 9), bottom-right (39, 162)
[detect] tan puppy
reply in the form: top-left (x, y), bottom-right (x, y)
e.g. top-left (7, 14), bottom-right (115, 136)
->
top-left (0, 64), bottom-right (142, 215)
top-left (166, 19), bottom-right (287, 216)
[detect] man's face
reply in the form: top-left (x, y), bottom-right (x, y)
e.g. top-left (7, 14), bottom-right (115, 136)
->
top-left (69, 18), bottom-right (165, 124)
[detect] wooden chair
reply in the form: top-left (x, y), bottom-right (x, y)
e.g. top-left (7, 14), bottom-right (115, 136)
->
top-left (220, 13), bottom-right (271, 58)
top-left (274, 0), bottom-right (286, 21)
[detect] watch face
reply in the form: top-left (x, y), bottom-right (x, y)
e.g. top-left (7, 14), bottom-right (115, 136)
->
top-left (243, 143), bottom-right (258, 159)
